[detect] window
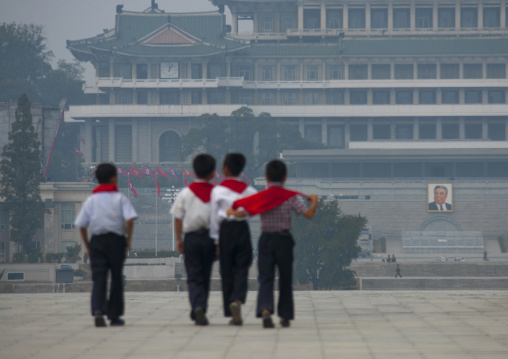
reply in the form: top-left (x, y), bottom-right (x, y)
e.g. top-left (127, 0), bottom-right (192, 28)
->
top-left (60, 203), bottom-right (75, 230)
top-left (372, 65), bottom-right (390, 80)
top-left (261, 16), bottom-right (273, 32)
top-left (393, 8), bottom-right (410, 28)
top-left (305, 125), bottom-right (321, 143)
top-left (116, 90), bottom-right (132, 105)
top-left (416, 8), bottom-right (432, 28)
top-left (160, 91), bottom-right (180, 105)
top-left (208, 91), bottom-right (224, 104)
top-left (442, 90), bottom-right (459, 104)
top-left (419, 90), bottom-right (436, 104)
top-left (208, 63), bottom-right (225, 79)
top-left (484, 7), bottom-right (500, 28)
top-left (330, 163), bottom-right (361, 177)
top-left (0, 242), bottom-right (4, 259)
top-left (456, 162), bottom-right (483, 177)
top-left (327, 9), bottom-right (343, 29)
top-left (350, 90), bottom-right (367, 104)
top-left (284, 65), bottom-right (296, 81)
top-left (487, 162), bottom-right (508, 177)
top-left (349, 65), bottom-right (368, 80)
top-left (306, 92), bottom-right (320, 105)
top-left (191, 91), bottom-right (202, 105)
top-left (465, 124), bottom-right (482, 139)
top-left (304, 9), bottom-right (320, 29)
top-left (306, 66), bottom-right (319, 81)
top-left (159, 131), bottom-right (181, 162)
top-left (438, 8), bottom-right (455, 28)
top-left (419, 124), bottom-right (436, 139)
top-left (486, 64), bottom-right (506, 79)
top-left (373, 90), bottom-right (390, 104)
top-left (261, 66), bottom-right (273, 81)
top-left (137, 90), bottom-right (148, 105)
top-left (350, 124), bottom-right (367, 141)
top-left (261, 93), bottom-right (274, 105)
top-left (282, 15), bottom-right (297, 31)
top-left (441, 64), bottom-right (459, 79)
top-left (7, 273), bottom-right (24, 281)
top-left (98, 63), bottom-right (110, 78)
top-left (136, 64), bottom-right (148, 79)
top-left (396, 124), bottom-right (413, 139)
top-left (328, 126), bottom-right (345, 148)
top-left (461, 8), bottom-right (478, 28)
top-left (425, 163), bottom-right (453, 178)
top-left (327, 91), bottom-right (344, 104)
top-left (237, 66), bottom-right (252, 81)
top-left (191, 64), bottom-right (202, 79)
top-left (283, 92), bottom-right (298, 105)
top-left (60, 241), bottom-right (76, 253)
top-left (393, 162), bottom-right (422, 177)
top-left (442, 124), bottom-right (460, 139)
top-left (236, 93), bottom-right (252, 105)
top-left (371, 8), bottom-right (388, 29)
top-left (417, 64), bottom-right (436, 79)
top-left (396, 90), bottom-right (413, 104)
top-left (465, 90), bottom-right (482, 104)
top-left (464, 64), bottom-right (482, 79)
top-left (115, 63), bottom-right (132, 79)
top-left (329, 65), bottom-right (342, 80)
top-left (349, 8), bottom-right (366, 29)
top-left (394, 64), bottom-right (413, 79)
top-left (373, 124), bottom-right (390, 139)
top-left (488, 90), bottom-right (505, 104)
top-left (115, 125), bottom-right (132, 162)
top-left (488, 124), bottom-right (506, 141)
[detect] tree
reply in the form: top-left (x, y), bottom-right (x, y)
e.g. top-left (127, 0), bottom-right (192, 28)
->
top-left (65, 243), bottom-right (82, 263)
top-left (293, 199), bottom-right (367, 290)
top-left (0, 94), bottom-right (45, 260)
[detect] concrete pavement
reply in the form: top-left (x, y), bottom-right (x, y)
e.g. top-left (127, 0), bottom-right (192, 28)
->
top-left (1, 291), bottom-right (507, 359)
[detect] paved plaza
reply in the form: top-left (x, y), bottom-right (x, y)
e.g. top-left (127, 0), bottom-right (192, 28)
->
top-left (1, 291), bottom-right (507, 359)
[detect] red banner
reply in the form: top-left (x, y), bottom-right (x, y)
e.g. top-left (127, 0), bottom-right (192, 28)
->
top-left (117, 167), bottom-right (129, 177)
top-left (129, 164), bottom-right (143, 178)
top-left (129, 178), bottom-right (138, 197)
top-left (156, 165), bottom-right (170, 178)
top-left (142, 165), bottom-right (156, 178)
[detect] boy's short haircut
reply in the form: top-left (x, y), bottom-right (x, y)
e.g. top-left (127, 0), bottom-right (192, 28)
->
top-left (95, 163), bottom-right (117, 184)
top-left (193, 153), bottom-right (216, 178)
top-left (223, 153), bottom-right (246, 176)
top-left (265, 160), bottom-right (287, 182)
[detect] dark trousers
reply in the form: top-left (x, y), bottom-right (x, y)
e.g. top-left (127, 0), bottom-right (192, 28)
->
top-left (219, 221), bottom-right (253, 316)
top-left (90, 233), bottom-right (126, 319)
top-left (256, 231), bottom-right (295, 320)
top-left (183, 230), bottom-right (215, 320)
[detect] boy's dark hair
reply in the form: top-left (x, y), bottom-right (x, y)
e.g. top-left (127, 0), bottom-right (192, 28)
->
top-left (265, 160), bottom-right (287, 182)
top-left (193, 153), bottom-right (216, 178)
top-left (95, 163), bottom-right (117, 184)
top-left (223, 153), bottom-right (246, 176)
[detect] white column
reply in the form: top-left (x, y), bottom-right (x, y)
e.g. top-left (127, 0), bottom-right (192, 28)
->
top-left (321, 118), bottom-right (328, 145)
top-left (366, 2), bottom-right (371, 31)
top-left (232, 13), bottom-right (238, 34)
top-left (108, 119), bottom-right (115, 162)
top-left (367, 118), bottom-right (373, 140)
top-left (298, 1), bottom-right (304, 31)
top-left (84, 119), bottom-right (93, 162)
top-left (459, 117), bottom-right (465, 139)
top-left (132, 119), bottom-right (139, 162)
top-left (482, 117), bottom-right (488, 140)
top-left (321, 2), bottom-right (326, 31)
top-left (436, 117), bottom-right (442, 140)
top-left (501, 0), bottom-right (506, 28)
top-left (410, 0), bottom-right (416, 31)
top-left (433, 0), bottom-right (438, 30)
top-left (343, 3), bottom-right (349, 30)
top-left (455, 0), bottom-right (461, 30)
top-left (344, 119), bottom-right (350, 148)
top-left (413, 118), bottom-right (419, 139)
top-left (388, 1), bottom-right (393, 31)
top-left (298, 118), bottom-right (305, 138)
top-left (478, 0), bottom-right (484, 29)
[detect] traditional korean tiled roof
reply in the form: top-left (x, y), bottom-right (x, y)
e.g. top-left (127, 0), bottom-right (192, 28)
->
top-left (67, 10), bottom-right (249, 60)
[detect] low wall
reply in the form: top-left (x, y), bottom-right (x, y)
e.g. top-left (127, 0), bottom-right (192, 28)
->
top-left (0, 263), bottom-right (79, 283)
top-left (360, 278), bottom-right (508, 290)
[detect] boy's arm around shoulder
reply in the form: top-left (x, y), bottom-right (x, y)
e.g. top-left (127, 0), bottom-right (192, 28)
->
top-left (303, 194), bottom-right (318, 219)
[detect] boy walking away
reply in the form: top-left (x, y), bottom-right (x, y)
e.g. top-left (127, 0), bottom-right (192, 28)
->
top-left (227, 160), bottom-right (318, 328)
top-left (75, 163), bottom-right (137, 327)
top-left (210, 153), bottom-right (257, 326)
top-left (171, 154), bottom-right (217, 326)
top-left (395, 264), bottom-right (402, 278)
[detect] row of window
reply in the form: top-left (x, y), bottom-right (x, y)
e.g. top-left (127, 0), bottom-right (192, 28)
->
top-left (273, 6), bottom-right (507, 31)
top-left (296, 161), bottom-right (508, 178)
top-left (108, 88), bottom-right (508, 106)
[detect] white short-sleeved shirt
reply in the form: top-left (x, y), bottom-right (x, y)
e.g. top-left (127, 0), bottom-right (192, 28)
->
top-left (170, 184), bottom-right (211, 234)
top-left (74, 192), bottom-right (138, 236)
top-left (210, 180), bottom-right (257, 242)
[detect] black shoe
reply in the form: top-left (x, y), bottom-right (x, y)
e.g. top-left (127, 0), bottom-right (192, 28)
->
top-left (262, 312), bottom-right (274, 329)
top-left (194, 307), bottom-right (209, 326)
top-left (110, 318), bottom-right (125, 326)
top-left (229, 302), bottom-right (243, 326)
top-left (280, 318), bottom-right (290, 328)
top-left (94, 313), bottom-right (106, 327)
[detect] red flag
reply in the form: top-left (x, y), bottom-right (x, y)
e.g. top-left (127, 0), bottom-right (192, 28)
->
top-left (128, 178), bottom-right (138, 197)
top-left (184, 178), bottom-right (189, 187)
top-left (78, 135), bottom-right (85, 144)
top-left (183, 168), bottom-right (196, 177)
top-left (156, 178), bottom-right (162, 198)
top-left (241, 172), bottom-right (252, 184)
top-left (142, 165), bottom-right (156, 178)
top-left (168, 163), bottom-right (179, 181)
top-left (75, 148), bottom-right (83, 156)
top-left (156, 165), bottom-right (170, 178)
top-left (117, 167), bottom-right (129, 177)
top-left (129, 164), bottom-right (143, 178)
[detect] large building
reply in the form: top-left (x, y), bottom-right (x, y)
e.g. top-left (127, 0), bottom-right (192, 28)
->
top-left (67, 0), bottom-right (508, 254)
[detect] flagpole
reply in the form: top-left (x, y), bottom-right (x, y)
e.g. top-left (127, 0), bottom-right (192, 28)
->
top-left (155, 186), bottom-right (158, 257)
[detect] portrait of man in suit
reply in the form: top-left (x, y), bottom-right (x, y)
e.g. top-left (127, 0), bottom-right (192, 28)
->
top-left (427, 183), bottom-right (453, 212)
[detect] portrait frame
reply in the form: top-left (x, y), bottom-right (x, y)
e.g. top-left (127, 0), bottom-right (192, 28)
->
top-left (427, 182), bottom-right (453, 212)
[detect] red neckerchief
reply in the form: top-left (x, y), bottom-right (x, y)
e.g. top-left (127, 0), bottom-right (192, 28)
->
top-left (92, 184), bottom-right (118, 193)
top-left (220, 178), bottom-right (248, 194)
top-left (189, 181), bottom-right (214, 203)
top-left (232, 186), bottom-right (306, 215)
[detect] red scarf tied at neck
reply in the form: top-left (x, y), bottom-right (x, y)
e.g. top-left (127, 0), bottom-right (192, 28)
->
top-left (93, 184), bottom-right (118, 193)
top-left (189, 181), bottom-right (214, 203)
top-left (220, 179), bottom-right (248, 194)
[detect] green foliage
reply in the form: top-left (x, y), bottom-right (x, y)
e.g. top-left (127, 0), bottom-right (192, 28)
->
top-left (83, 252), bottom-right (88, 264)
top-left (73, 269), bottom-right (86, 277)
top-left (498, 236), bottom-right (507, 253)
top-left (181, 107), bottom-right (322, 178)
top-left (0, 94), bottom-right (45, 257)
top-left (293, 199), bottom-right (367, 290)
top-left (65, 243), bottom-right (82, 263)
top-left (45, 253), bottom-right (65, 263)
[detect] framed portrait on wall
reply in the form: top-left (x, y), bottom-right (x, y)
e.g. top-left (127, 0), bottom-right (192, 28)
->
top-left (427, 183), bottom-right (453, 212)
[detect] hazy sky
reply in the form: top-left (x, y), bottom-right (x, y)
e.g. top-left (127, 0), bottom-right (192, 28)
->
top-left (0, 0), bottom-right (224, 82)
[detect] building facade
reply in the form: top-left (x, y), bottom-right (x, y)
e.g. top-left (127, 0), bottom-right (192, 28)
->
top-left (66, 0), bottom-right (508, 252)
